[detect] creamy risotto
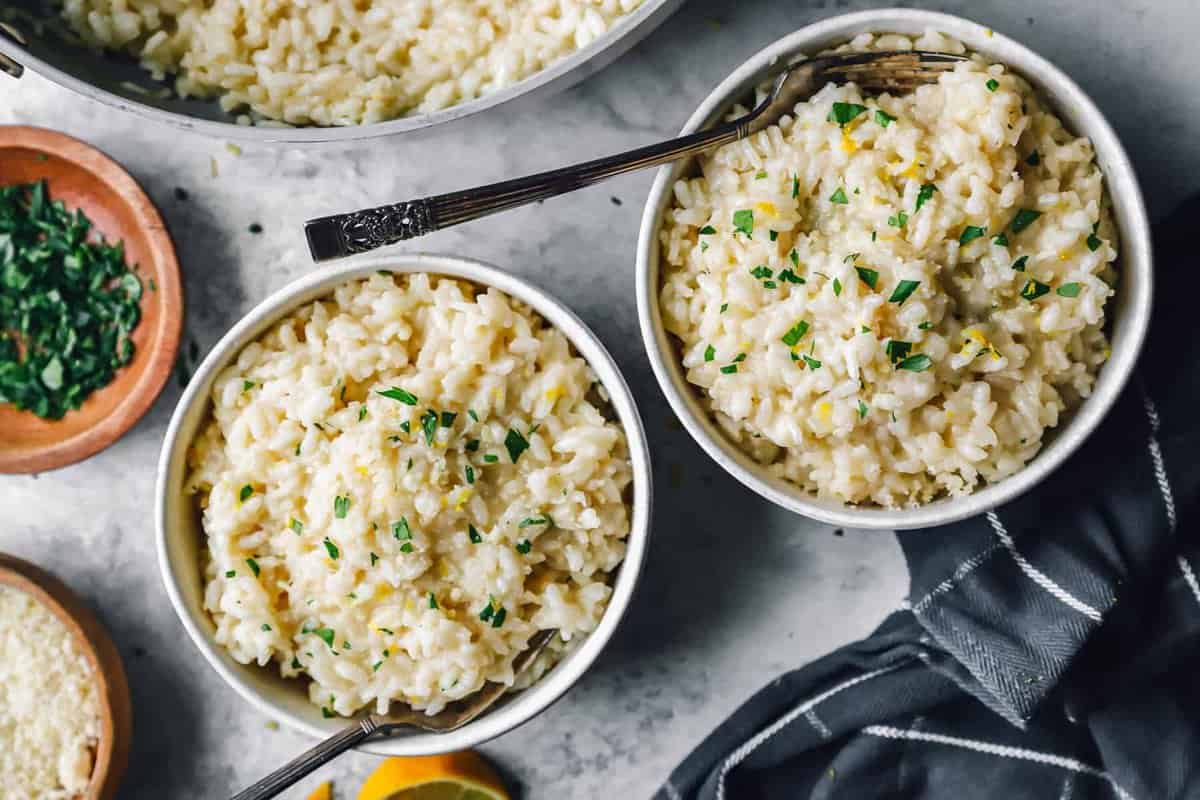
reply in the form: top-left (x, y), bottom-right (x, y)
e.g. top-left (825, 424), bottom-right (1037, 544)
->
top-left (659, 31), bottom-right (1118, 507)
top-left (186, 273), bottom-right (632, 717)
top-left (58, 0), bottom-right (645, 125)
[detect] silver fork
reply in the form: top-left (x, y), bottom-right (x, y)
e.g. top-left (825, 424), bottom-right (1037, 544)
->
top-left (304, 50), bottom-right (965, 262)
top-left (229, 629), bottom-right (556, 800)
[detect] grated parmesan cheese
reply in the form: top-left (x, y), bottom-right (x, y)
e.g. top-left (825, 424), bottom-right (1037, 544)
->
top-left (0, 586), bottom-right (101, 799)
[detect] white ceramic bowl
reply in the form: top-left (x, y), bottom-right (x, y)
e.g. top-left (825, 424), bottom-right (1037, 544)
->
top-left (636, 9), bottom-right (1152, 531)
top-left (156, 254), bottom-right (652, 754)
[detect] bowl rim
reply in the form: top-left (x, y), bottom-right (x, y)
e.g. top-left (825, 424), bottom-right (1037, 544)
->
top-left (0, 0), bottom-right (684, 144)
top-left (0, 125), bottom-right (184, 474)
top-left (635, 8), bottom-right (1153, 530)
top-left (154, 253), bottom-right (652, 755)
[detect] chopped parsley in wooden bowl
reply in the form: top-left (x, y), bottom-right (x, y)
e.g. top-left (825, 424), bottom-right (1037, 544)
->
top-left (0, 127), bottom-right (182, 474)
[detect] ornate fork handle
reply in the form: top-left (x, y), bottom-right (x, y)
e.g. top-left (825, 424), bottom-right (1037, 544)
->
top-left (229, 716), bottom-right (379, 800)
top-left (304, 120), bottom-right (748, 262)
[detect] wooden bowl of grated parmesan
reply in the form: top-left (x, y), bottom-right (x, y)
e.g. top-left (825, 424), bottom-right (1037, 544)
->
top-left (0, 553), bottom-right (131, 799)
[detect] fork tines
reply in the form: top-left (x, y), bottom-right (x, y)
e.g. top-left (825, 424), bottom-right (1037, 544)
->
top-left (819, 50), bottom-right (966, 93)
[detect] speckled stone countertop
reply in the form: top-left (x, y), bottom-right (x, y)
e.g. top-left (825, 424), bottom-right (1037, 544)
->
top-left (2, 0), bottom-right (1197, 797)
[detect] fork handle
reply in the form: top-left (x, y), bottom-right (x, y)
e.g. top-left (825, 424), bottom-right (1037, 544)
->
top-left (304, 119), bottom-right (748, 262)
top-left (229, 717), bottom-right (379, 800)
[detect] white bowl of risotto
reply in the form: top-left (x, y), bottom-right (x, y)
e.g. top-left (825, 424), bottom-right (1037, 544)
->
top-left (156, 254), bottom-right (650, 755)
top-left (636, 9), bottom-right (1151, 530)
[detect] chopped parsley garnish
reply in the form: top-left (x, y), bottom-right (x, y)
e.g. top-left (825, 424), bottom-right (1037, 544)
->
top-left (491, 607), bottom-right (507, 628)
top-left (1086, 229), bottom-right (1103, 252)
top-left (778, 269), bottom-right (804, 284)
top-left (0, 181), bottom-right (144, 419)
top-left (333, 495), bottom-right (350, 518)
top-left (246, 558), bottom-right (260, 578)
top-left (704, 345), bottom-right (715, 362)
top-left (428, 592), bottom-right (438, 609)
top-left (369, 552), bottom-right (378, 566)
top-left (698, 225), bottom-right (717, 235)
top-left (829, 187), bottom-right (849, 205)
top-left (750, 265), bottom-right (773, 279)
top-left (828, 102), bottom-right (868, 126)
top-left (505, 428), bottom-right (530, 463)
top-left (885, 340), bottom-right (913, 364)
top-left (986, 78), bottom-right (1000, 92)
top-left (483, 454), bottom-right (499, 463)
top-left (732, 353), bottom-right (747, 363)
top-left (377, 387), bottom-right (417, 405)
top-left (519, 516), bottom-right (552, 528)
top-left (1020, 279), bottom-right (1051, 301)
top-left (479, 599), bottom-right (496, 622)
top-left (719, 363), bottom-right (739, 375)
top-left (844, 253), bottom-right (860, 263)
top-left (465, 438), bottom-right (480, 451)
top-left (225, 569), bottom-right (236, 578)
top-left (242, 380), bottom-right (255, 392)
top-left (468, 408), bottom-right (479, 422)
top-left (769, 230), bottom-right (778, 241)
top-left (358, 406), bottom-right (368, 421)
top-left (239, 485), bottom-right (253, 502)
top-left (440, 411), bottom-right (456, 427)
top-left (1026, 150), bottom-right (1040, 166)
top-left (781, 320), bottom-right (810, 347)
top-left (918, 321), bottom-right (934, 330)
top-left (833, 277), bottom-right (843, 296)
top-left (792, 175), bottom-right (800, 199)
top-left (763, 281), bottom-right (778, 290)
top-left (323, 538), bottom-right (339, 559)
top-left (896, 354), bottom-right (933, 372)
top-left (372, 660), bottom-right (383, 672)
top-left (732, 209), bottom-right (754, 237)
top-left (992, 233), bottom-right (1009, 247)
top-left (261, 623), bottom-right (271, 632)
top-left (887, 211), bottom-right (908, 228)
top-left (858, 401), bottom-right (869, 419)
top-left (400, 542), bottom-right (413, 553)
top-left (755, 170), bottom-right (768, 180)
top-left (393, 518), bottom-right (412, 541)
top-left (290, 518), bottom-right (303, 535)
top-left (915, 183), bottom-right (937, 212)
top-left (959, 226), bottom-right (987, 245)
top-left (465, 465), bottom-right (475, 484)
top-left (789, 249), bottom-right (800, 267)
top-left (1056, 283), bottom-right (1082, 298)
top-left (314, 628), bottom-right (335, 648)
top-left (1012, 255), bottom-right (1029, 272)
top-left (469, 524), bottom-right (483, 543)
top-left (516, 540), bottom-right (532, 554)
top-left (1009, 208), bottom-right (1042, 233)
top-left (399, 421), bottom-right (411, 433)
top-left (875, 109), bottom-right (896, 127)
top-left (888, 280), bottom-right (920, 305)
top-left (420, 409), bottom-right (439, 445)
top-left (802, 354), bottom-right (822, 370)
top-left (855, 267), bottom-right (879, 290)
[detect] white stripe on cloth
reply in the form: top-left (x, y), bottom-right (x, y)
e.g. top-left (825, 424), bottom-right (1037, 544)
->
top-left (862, 725), bottom-right (1134, 800)
top-left (1141, 388), bottom-right (1177, 533)
top-left (911, 543), bottom-right (1003, 613)
top-left (1178, 555), bottom-right (1200, 608)
top-left (714, 663), bottom-right (907, 800)
top-left (986, 511), bottom-right (1104, 622)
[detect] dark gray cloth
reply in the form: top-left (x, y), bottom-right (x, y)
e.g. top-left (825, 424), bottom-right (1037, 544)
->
top-left (656, 198), bottom-right (1200, 800)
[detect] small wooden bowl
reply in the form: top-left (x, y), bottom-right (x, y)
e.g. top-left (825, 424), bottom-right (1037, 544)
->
top-left (0, 126), bottom-right (183, 473)
top-left (0, 553), bottom-right (132, 800)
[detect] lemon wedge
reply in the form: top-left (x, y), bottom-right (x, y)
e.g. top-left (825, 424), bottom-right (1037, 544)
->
top-left (357, 753), bottom-right (509, 800)
top-left (308, 781), bottom-right (333, 800)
